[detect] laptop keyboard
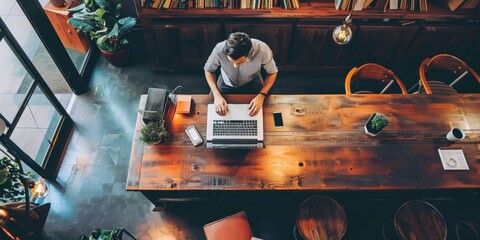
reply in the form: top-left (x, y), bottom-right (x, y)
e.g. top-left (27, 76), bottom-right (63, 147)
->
top-left (213, 120), bottom-right (258, 136)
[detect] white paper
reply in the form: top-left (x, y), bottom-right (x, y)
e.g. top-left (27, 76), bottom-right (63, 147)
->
top-left (438, 148), bottom-right (469, 170)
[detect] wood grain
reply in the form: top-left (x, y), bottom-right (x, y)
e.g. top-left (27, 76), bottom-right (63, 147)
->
top-left (296, 195), bottom-right (347, 240)
top-left (127, 94), bottom-right (480, 193)
top-left (394, 200), bottom-right (447, 240)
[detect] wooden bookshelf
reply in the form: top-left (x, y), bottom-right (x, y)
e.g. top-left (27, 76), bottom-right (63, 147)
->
top-left (134, 0), bottom-right (480, 72)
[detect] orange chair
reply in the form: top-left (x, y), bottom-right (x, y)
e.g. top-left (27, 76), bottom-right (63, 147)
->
top-left (418, 54), bottom-right (480, 94)
top-left (345, 63), bottom-right (408, 94)
top-left (204, 211), bottom-right (254, 240)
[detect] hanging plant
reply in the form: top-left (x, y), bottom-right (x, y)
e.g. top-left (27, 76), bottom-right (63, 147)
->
top-left (0, 157), bottom-right (35, 203)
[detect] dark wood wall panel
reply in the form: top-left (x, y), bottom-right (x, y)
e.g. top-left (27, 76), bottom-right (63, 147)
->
top-left (224, 22), bottom-right (292, 66)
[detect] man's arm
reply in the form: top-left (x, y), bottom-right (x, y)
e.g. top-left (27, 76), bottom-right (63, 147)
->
top-left (248, 72), bottom-right (278, 116)
top-left (205, 71), bottom-right (228, 116)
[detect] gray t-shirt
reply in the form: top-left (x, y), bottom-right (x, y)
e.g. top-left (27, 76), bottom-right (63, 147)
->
top-left (204, 39), bottom-right (278, 88)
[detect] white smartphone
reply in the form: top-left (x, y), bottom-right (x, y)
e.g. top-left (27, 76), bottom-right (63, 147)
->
top-left (185, 125), bottom-right (203, 147)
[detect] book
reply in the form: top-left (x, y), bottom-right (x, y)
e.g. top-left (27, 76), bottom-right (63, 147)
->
top-left (389, 0), bottom-right (398, 9)
top-left (447, 0), bottom-right (464, 10)
top-left (438, 148), bottom-right (469, 170)
top-left (461, 0), bottom-right (479, 9)
top-left (152, 0), bottom-right (162, 8)
top-left (354, 0), bottom-right (365, 10)
top-left (335, 0), bottom-right (343, 9)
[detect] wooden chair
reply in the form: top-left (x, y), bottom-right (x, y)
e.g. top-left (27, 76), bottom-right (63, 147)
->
top-left (394, 200), bottom-right (447, 240)
top-left (417, 54), bottom-right (480, 94)
top-left (345, 63), bottom-right (408, 94)
top-left (0, 202), bottom-right (51, 240)
top-left (204, 211), bottom-right (254, 240)
top-left (455, 220), bottom-right (480, 240)
top-left (295, 195), bottom-right (347, 240)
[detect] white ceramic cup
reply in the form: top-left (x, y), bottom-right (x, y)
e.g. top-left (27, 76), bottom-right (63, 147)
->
top-left (446, 127), bottom-right (465, 141)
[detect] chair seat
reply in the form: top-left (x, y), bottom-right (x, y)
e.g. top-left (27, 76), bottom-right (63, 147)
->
top-left (455, 220), bottom-right (480, 240)
top-left (394, 200), bottom-right (447, 240)
top-left (296, 195), bottom-right (347, 240)
top-left (204, 211), bottom-right (253, 240)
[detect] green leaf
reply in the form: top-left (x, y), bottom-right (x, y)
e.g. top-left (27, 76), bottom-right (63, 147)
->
top-left (114, 3), bottom-right (123, 19)
top-left (67, 3), bottom-right (86, 12)
top-left (107, 23), bottom-right (119, 38)
top-left (0, 171), bottom-right (8, 185)
top-left (68, 18), bottom-right (97, 33)
top-left (117, 17), bottom-right (136, 35)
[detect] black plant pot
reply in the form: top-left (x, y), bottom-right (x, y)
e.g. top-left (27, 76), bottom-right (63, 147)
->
top-left (364, 112), bottom-right (382, 136)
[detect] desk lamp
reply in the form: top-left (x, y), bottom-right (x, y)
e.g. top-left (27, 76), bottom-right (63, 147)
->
top-left (332, 14), bottom-right (353, 45)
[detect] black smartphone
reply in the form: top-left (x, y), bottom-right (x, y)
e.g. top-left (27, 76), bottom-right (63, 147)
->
top-left (273, 112), bottom-right (284, 128)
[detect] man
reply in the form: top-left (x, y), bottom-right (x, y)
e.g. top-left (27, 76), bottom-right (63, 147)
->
top-left (204, 32), bottom-right (278, 116)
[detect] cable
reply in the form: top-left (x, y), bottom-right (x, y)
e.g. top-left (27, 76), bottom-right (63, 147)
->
top-left (169, 85), bottom-right (184, 103)
top-left (171, 85), bottom-right (184, 95)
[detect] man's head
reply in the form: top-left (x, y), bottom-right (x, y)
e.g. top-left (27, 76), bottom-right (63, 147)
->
top-left (225, 32), bottom-right (252, 67)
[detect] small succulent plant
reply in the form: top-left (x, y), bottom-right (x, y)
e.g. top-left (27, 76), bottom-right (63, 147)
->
top-left (371, 113), bottom-right (388, 131)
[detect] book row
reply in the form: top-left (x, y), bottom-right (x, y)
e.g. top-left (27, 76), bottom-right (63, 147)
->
top-left (141, 0), bottom-right (299, 9)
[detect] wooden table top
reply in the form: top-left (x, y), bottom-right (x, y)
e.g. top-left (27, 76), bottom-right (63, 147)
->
top-left (126, 94), bottom-right (480, 192)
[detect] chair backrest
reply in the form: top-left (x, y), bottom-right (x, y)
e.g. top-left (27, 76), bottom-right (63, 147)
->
top-left (419, 54), bottom-right (480, 94)
top-left (204, 211), bottom-right (253, 240)
top-left (0, 202), bottom-right (51, 240)
top-left (345, 63), bottom-right (408, 94)
top-left (394, 200), bottom-right (447, 240)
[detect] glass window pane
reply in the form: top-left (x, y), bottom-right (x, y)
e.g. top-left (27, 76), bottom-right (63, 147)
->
top-left (0, 40), bottom-right (32, 123)
top-left (4, 2), bottom-right (75, 107)
top-left (10, 85), bottom-right (62, 165)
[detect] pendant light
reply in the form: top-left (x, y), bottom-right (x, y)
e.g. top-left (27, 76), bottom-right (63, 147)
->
top-left (332, 14), bottom-right (353, 45)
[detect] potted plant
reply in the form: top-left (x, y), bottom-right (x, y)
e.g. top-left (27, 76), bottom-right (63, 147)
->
top-left (364, 113), bottom-right (388, 136)
top-left (0, 156), bottom-right (35, 203)
top-left (80, 227), bottom-right (136, 240)
top-left (138, 121), bottom-right (168, 145)
top-left (67, 0), bottom-right (136, 66)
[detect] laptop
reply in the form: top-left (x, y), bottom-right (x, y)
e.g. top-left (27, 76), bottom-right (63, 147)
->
top-left (206, 104), bottom-right (264, 149)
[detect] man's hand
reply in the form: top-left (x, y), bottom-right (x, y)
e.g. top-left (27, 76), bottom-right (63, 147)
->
top-left (248, 94), bottom-right (265, 116)
top-left (214, 95), bottom-right (228, 116)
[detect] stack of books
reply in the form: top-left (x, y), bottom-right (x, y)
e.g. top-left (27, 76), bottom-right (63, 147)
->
top-left (142, 0), bottom-right (190, 9)
top-left (142, 0), bottom-right (298, 9)
top-left (335, 0), bottom-right (428, 12)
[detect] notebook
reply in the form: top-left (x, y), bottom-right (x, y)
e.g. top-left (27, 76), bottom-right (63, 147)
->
top-left (206, 104), bottom-right (264, 149)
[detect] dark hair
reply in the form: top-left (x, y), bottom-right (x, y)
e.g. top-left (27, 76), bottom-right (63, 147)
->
top-left (225, 32), bottom-right (252, 60)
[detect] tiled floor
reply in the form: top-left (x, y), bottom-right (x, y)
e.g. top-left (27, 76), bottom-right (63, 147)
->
top-left (28, 31), bottom-right (480, 240)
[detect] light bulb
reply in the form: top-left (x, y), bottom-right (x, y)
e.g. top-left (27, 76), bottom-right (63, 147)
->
top-left (333, 24), bottom-right (352, 45)
top-left (333, 14), bottom-right (353, 45)
top-left (31, 178), bottom-right (49, 199)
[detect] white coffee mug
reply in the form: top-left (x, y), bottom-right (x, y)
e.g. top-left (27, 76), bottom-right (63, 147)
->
top-left (446, 127), bottom-right (465, 141)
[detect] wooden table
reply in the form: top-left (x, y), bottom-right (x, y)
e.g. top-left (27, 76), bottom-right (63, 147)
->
top-left (126, 94), bottom-right (480, 208)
